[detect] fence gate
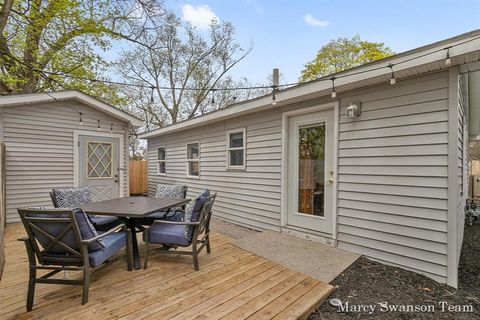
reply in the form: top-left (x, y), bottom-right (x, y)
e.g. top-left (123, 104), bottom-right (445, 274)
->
top-left (129, 160), bottom-right (148, 195)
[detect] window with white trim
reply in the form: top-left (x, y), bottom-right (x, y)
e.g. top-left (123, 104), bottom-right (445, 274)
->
top-left (227, 129), bottom-right (246, 169)
top-left (157, 147), bottom-right (166, 175)
top-left (186, 143), bottom-right (199, 177)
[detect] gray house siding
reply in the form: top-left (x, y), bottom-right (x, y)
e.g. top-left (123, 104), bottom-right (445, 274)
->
top-left (146, 70), bottom-right (462, 285)
top-left (147, 110), bottom-right (286, 231)
top-left (3, 101), bottom-right (129, 223)
top-left (337, 71), bottom-right (450, 283)
top-left (456, 74), bottom-right (468, 264)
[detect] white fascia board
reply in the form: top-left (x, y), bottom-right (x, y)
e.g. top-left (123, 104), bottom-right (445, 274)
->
top-left (0, 90), bottom-right (144, 127)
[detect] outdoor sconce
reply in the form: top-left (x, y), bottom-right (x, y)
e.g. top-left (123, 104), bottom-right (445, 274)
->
top-left (345, 102), bottom-right (361, 118)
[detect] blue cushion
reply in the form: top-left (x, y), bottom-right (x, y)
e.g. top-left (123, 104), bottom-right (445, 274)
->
top-left (72, 208), bottom-right (105, 250)
top-left (191, 189), bottom-right (210, 222)
top-left (146, 211), bottom-right (167, 220)
top-left (53, 186), bottom-right (92, 208)
top-left (90, 216), bottom-right (121, 231)
top-left (184, 190), bottom-right (210, 240)
top-left (88, 232), bottom-right (127, 267)
top-left (144, 223), bottom-right (190, 246)
top-left (26, 208), bottom-right (104, 253)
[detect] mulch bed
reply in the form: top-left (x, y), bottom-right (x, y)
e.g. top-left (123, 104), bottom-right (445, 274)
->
top-left (309, 224), bottom-right (480, 319)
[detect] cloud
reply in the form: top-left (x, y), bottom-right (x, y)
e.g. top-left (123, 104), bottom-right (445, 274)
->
top-left (245, 0), bottom-right (264, 14)
top-left (304, 14), bottom-right (330, 27)
top-left (182, 4), bottom-right (219, 29)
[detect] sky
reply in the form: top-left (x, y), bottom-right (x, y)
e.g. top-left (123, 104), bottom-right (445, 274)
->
top-left (161, 0), bottom-right (480, 85)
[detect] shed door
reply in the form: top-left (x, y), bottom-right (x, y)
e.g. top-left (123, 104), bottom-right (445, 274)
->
top-left (78, 135), bottom-right (120, 201)
top-left (287, 109), bottom-right (335, 235)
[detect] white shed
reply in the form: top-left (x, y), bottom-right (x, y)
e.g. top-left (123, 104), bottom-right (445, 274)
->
top-left (140, 30), bottom-right (480, 287)
top-left (0, 90), bottom-right (143, 223)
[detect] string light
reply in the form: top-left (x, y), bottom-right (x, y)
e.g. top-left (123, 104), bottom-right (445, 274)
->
top-left (3, 35), bottom-right (476, 120)
top-left (97, 120), bottom-right (101, 131)
top-left (445, 47), bottom-right (452, 66)
top-left (388, 63), bottom-right (396, 85)
top-left (150, 87), bottom-right (155, 103)
top-left (330, 76), bottom-right (337, 98)
top-left (110, 123), bottom-right (113, 132)
top-left (79, 112), bottom-right (83, 126)
top-left (271, 86), bottom-right (277, 106)
top-left (0, 35), bottom-right (477, 95)
top-left (210, 89), bottom-right (216, 107)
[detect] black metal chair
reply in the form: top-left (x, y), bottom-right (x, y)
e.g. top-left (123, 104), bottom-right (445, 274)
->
top-left (50, 186), bottom-right (121, 231)
top-left (143, 192), bottom-right (216, 271)
top-left (17, 207), bottom-right (132, 311)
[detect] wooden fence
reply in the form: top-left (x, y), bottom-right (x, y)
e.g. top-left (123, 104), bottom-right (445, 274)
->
top-left (0, 143), bottom-right (6, 281)
top-left (129, 160), bottom-right (148, 195)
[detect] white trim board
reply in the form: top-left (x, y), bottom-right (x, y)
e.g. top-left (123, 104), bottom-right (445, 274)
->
top-left (446, 67), bottom-right (460, 288)
top-left (0, 90), bottom-right (143, 127)
top-left (280, 102), bottom-right (339, 241)
top-left (73, 130), bottom-right (125, 197)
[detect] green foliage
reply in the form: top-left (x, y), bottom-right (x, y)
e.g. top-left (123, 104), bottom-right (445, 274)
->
top-left (299, 125), bottom-right (325, 160)
top-left (300, 35), bottom-right (395, 82)
top-left (0, 0), bottom-right (137, 104)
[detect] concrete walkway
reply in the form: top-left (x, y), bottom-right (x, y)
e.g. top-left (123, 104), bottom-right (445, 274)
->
top-left (210, 218), bottom-right (359, 283)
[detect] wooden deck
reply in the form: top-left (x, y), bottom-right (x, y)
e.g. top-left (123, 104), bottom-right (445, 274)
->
top-left (0, 224), bottom-right (333, 319)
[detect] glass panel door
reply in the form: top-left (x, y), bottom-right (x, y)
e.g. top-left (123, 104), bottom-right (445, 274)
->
top-left (286, 109), bottom-right (334, 235)
top-left (298, 123), bottom-right (325, 216)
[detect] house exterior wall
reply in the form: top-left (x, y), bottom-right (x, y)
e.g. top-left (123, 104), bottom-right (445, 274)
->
top-left (457, 73), bottom-right (468, 265)
top-left (2, 100), bottom-right (129, 223)
top-left (336, 71), bottom-right (450, 284)
top-left (146, 70), bottom-right (460, 285)
top-left (147, 109), bottom-right (287, 231)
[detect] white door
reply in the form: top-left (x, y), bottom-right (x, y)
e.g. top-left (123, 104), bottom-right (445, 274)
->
top-left (286, 109), bottom-right (335, 235)
top-left (78, 134), bottom-right (120, 202)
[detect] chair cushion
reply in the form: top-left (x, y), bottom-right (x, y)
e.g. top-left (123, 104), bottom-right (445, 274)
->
top-left (184, 189), bottom-right (210, 240)
top-left (144, 223), bottom-right (191, 246)
top-left (72, 208), bottom-right (105, 250)
top-left (25, 208), bottom-right (104, 253)
top-left (146, 211), bottom-right (167, 220)
top-left (155, 184), bottom-right (187, 211)
top-left (53, 186), bottom-right (92, 209)
top-left (137, 209), bottom-right (182, 226)
top-left (90, 216), bottom-right (121, 231)
top-left (155, 184), bottom-right (187, 199)
top-left (88, 231), bottom-right (126, 267)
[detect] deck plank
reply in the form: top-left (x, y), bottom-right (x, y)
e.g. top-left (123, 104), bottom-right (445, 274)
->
top-left (0, 223), bottom-right (333, 320)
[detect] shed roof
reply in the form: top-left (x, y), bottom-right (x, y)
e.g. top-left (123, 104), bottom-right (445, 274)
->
top-left (0, 90), bottom-right (143, 127)
top-left (140, 29), bottom-right (480, 139)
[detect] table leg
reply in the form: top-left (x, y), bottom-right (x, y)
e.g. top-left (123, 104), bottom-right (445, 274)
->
top-left (128, 218), bottom-right (141, 270)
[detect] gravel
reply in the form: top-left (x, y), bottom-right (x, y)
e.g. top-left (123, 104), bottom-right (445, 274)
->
top-left (309, 224), bottom-right (480, 319)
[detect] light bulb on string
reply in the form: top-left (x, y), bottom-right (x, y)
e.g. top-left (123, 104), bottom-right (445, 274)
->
top-left (150, 87), bottom-right (155, 103)
top-left (445, 48), bottom-right (452, 66)
top-left (330, 76), bottom-right (337, 98)
top-left (210, 89), bottom-right (216, 107)
top-left (271, 86), bottom-right (277, 106)
top-left (110, 123), bottom-right (113, 132)
top-left (388, 63), bottom-right (396, 85)
top-left (79, 112), bottom-right (83, 126)
top-left (97, 120), bottom-right (101, 131)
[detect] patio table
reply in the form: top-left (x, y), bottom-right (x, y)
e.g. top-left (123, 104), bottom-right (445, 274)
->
top-left (81, 197), bottom-right (190, 270)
